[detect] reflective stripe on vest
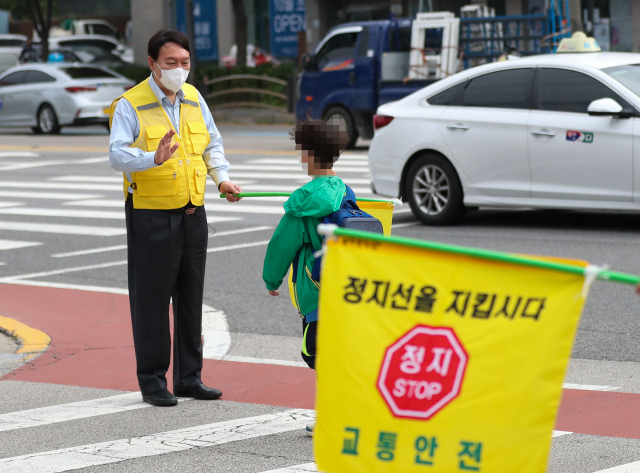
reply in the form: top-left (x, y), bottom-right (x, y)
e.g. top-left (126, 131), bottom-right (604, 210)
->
top-left (109, 78), bottom-right (211, 210)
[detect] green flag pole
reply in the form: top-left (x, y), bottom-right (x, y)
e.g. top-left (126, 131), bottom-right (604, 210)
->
top-left (316, 225), bottom-right (640, 286)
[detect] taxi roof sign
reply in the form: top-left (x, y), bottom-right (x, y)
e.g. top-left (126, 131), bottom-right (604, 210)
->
top-left (557, 32), bottom-right (601, 53)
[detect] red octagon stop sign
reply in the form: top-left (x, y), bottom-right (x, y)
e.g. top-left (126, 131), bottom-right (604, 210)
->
top-left (377, 325), bottom-right (468, 420)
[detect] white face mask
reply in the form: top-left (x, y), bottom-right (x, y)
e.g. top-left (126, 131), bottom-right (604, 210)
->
top-left (154, 62), bottom-right (189, 93)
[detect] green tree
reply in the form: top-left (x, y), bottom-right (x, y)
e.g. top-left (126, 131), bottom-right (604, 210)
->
top-left (26, 0), bottom-right (54, 61)
top-left (0, 0), bottom-right (33, 20)
top-left (231, 0), bottom-right (247, 67)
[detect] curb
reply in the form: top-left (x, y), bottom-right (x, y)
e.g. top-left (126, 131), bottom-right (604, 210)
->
top-left (0, 315), bottom-right (51, 362)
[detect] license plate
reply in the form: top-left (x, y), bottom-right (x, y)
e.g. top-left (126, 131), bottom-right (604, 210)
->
top-left (102, 107), bottom-right (110, 115)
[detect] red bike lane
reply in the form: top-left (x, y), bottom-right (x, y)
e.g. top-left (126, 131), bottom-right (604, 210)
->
top-left (0, 284), bottom-right (315, 409)
top-left (1, 283), bottom-right (639, 439)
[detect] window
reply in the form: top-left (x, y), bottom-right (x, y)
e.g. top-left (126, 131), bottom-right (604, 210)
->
top-left (357, 27), bottom-right (370, 57)
top-left (387, 27), bottom-right (412, 52)
top-left (539, 68), bottom-right (628, 113)
top-left (427, 81), bottom-right (467, 105)
top-left (0, 71), bottom-right (26, 86)
top-left (59, 39), bottom-right (116, 51)
top-left (92, 24), bottom-right (118, 38)
top-left (603, 64), bottom-right (640, 97)
top-left (316, 32), bottom-right (358, 70)
top-left (23, 70), bottom-right (56, 84)
top-left (61, 67), bottom-right (117, 79)
top-left (463, 69), bottom-right (534, 109)
top-left (422, 28), bottom-right (443, 55)
top-left (0, 39), bottom-right (25, 47)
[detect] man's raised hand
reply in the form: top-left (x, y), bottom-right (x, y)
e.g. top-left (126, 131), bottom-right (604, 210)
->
top-left (154, 130), bottom-right (179, 165)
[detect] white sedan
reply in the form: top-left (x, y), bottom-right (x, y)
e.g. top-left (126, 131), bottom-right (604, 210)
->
top-left (368, 52), bottom-right (640, 225)
top-left (0, 63), bottom-right (133, 134)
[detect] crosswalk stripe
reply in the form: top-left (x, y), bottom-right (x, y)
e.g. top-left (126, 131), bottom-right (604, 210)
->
top-left (0, 208), bottom-right (240, 221)
top-left (2, 240), bottom-right (271, 281)
top-left (0, 221), bottom-right (126, 236)
top-left (64, 199), bottom-right (282, 214)
top-left (562, 383), bottom-right (621, 391)
top-left (0, 260), bottom-right (127, 282)
top-left (260, 463), bottom-right (317, 472)
top-left (0, 279), bottom-right (129, 294)
top-left (238, 184), bottom-right (374, 195)
top-left (208, 355), bottom-right (308, 368)
top-left (0, 239), bottom-right (42, 250)
top-left (0, 393), bottom-right (192, 433)
top-left (76, 156), bottom-right (109, 164)
top-left (49, 176), bottom-right (122, 183)
top-left (230, 173), bottom-right (323, 180)
top-left (204, 203), bottom-right (284, 214)
top-left (51, 227), bottom-right (273, 258)
top-left (0, 181), bottom-right (121, 192)
top-left (0, 161), bottom-right (67, 172)
top-left (249, 158), bottom-right (367, 165)
top-left (0, 207), bottom-right (127, 220)
top-left (392, 222), bottom-right (420, 229)
top-left (0, 191), bottom-right (102, 200)
top-left (0, 152), bottom-right (40, 158)
top-left (51, 244), bottom-right (127, 257)
top-left (206, 240), bottom-right (269, 253)
top-left (593, 460), bottom-right (640, 472)
top-left (231, 174), bottom-right (372, 184)
top-left (0, 202), bottom-right (23, 208)
top-left (0, 409), bottom-right (314, 473)
top-left (50, 176), bottom-right (256, 186)
top-left (231, 164), bottom-right (369, 173)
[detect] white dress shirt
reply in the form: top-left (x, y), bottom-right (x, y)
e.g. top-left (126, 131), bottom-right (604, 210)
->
top-left (109, 73), bottom-right (230, 193)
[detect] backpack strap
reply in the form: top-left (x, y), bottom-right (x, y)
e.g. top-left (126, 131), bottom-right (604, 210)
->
top-left (291, 248), bottom-right (301, 284)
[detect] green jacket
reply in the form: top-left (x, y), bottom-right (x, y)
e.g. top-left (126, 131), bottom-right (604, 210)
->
top-left (262, 175), bottom-right (346, 316)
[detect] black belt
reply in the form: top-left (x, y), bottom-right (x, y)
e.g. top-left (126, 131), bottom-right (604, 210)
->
top-left (126, 195), bottom-right (200, 214)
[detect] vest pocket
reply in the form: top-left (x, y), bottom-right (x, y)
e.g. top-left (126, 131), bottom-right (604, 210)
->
top-left (145, 126), bottom-right (167, 151)
top-left (135, 171), bottom-right (178, 197)
top-left (194, 167), bottom-right (207, 194)
top-left (186, 121), bottom-right (209, 155)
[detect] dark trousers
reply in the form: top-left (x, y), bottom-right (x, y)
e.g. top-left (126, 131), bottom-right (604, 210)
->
top-left (301, 317), bottom-right (317, 370)
top-left (125, 197), bottom-right (208, 395)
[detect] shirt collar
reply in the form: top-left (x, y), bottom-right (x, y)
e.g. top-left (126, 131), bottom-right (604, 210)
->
top-left (148, 72), bottom-right (184, 106)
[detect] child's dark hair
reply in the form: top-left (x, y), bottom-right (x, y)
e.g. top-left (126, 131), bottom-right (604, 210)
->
top-left (290, 119), bottom-right (349, 169)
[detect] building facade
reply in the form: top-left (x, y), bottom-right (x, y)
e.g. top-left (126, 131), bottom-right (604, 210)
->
top-left (127, 0), bottom-right (639, 66)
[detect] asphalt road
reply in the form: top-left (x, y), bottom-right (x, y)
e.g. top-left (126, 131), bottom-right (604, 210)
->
top-left (0, 124), bottom-right (639, 472)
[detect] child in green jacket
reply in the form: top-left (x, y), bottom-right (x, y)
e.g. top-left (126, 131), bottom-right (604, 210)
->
top-left (262, 119), bottom-right (348, 435)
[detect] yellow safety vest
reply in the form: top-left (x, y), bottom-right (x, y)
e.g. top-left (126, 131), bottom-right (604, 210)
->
top-left (109, 78), bottom-right (211, 210)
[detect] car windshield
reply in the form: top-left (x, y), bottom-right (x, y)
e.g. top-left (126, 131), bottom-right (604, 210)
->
top-left (61, 67), bottom-right (117, 79)
top-left (602, 64), bottom-right (640, 97)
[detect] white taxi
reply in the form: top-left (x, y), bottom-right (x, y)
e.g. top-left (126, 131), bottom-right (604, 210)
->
top-left (369, 50), bottom-right (640, 225)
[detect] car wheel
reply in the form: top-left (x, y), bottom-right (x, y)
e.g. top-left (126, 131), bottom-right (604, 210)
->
top-left (405, 154), bottom-right (465, 226)
top-left (323, 106), bottom-right (358, 149)
top-left (36, 104), bottom-right (61, 134)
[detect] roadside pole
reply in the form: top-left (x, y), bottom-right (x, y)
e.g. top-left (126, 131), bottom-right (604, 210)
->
top-left (185, 0), bottom-right (197, 86)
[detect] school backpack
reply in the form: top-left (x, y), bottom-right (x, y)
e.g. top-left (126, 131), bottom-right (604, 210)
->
top-left (310, 185), bottom-right (383, 282)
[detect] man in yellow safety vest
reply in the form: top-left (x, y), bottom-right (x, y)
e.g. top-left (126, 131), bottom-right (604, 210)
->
top-left (109, 30), bottom-right (242, 406)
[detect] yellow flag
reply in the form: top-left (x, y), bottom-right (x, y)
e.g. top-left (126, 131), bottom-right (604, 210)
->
top-left (315, 236), bottom-right (587, 473)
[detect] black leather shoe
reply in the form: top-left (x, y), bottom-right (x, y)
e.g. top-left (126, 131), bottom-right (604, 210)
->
top-left (142, 388), bottom-right (178, 407)
top-left (174, 384), bottom-right (222, 400)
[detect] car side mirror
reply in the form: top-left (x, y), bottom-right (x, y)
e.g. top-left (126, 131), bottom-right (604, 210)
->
top-left (587, 97), bottom-right (632, 118)
top-left (301, 53), bottom-right (315, 71)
